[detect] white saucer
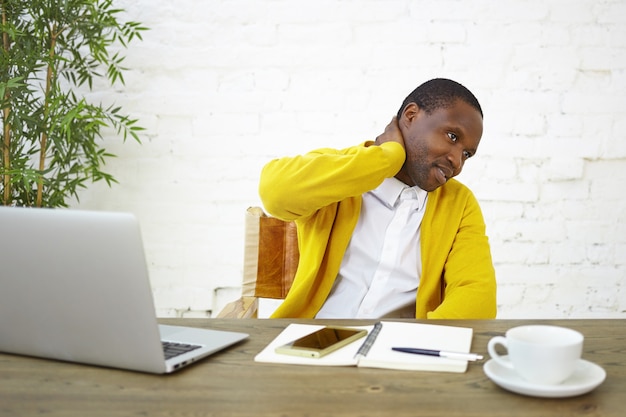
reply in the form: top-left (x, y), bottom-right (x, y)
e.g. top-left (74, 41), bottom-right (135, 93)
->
top-left (483, 356), bottom-right (606, 398)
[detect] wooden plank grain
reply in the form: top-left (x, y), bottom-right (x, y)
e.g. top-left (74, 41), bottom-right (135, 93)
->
top-left (0, 319), bottom-right (623, 417)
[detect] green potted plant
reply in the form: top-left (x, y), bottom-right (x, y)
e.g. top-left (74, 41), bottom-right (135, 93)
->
top-left (1, 0), bottom-right (146, 207)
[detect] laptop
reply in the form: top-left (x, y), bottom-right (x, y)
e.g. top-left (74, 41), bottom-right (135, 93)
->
top-left (0, 206), bottom-right (248, 373)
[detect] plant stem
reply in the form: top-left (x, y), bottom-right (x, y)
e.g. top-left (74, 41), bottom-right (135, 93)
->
top-left (36, 25), bottom-right (58, 208)
top-left (2, 3), bottom-right (11, 206)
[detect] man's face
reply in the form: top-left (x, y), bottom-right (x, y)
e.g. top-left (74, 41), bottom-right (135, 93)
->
top-left (395, 100), bottom-right (483, 192)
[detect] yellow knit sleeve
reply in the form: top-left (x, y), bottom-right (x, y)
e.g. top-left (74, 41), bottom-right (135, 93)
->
top-left (259, 141), bottom-right (405, 221)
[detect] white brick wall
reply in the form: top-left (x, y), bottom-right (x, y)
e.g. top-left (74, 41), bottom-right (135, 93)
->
top-left (73, 0), bottom-right (626, 319)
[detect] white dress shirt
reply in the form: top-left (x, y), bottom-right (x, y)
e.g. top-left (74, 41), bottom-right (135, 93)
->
top-left (315, 177), bottom-right (428, 318)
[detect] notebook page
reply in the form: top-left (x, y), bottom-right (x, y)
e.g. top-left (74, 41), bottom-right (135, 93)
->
top-left (254, 323), bottom-right (373, 366)
top-left (357, 321), bottom-right (472, 373)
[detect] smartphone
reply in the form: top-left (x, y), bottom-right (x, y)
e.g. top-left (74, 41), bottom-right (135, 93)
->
top-left (275, 326), bottom-right (367, 358)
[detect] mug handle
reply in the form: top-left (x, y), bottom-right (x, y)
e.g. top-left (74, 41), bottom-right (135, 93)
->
top-left (487, 336), bottom-right (515, 370)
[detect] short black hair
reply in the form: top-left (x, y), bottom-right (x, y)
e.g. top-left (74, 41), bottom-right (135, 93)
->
top-left (396, 78), bottom-right (483, 119)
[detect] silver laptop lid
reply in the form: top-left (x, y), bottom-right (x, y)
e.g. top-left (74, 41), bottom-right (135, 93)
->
top-left (0, 207), bottom-right (167, 373)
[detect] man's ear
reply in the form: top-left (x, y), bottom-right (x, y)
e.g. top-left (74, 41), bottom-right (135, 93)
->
top-left (400, 102), bottom-right (420, 128)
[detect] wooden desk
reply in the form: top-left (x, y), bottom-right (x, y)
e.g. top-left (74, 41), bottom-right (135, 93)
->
top-left (0, 319), bottom-right (624, 416)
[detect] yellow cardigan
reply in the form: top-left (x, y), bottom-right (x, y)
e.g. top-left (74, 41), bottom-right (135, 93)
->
top-left (259, 141), bottom-right (497, 319)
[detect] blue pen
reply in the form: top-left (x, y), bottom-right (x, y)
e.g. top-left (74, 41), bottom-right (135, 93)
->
top-left (392, 347), bottom-right (483, 361)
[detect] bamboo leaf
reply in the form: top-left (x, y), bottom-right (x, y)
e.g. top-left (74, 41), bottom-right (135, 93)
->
top-left (0, 0), bottom-right (147, 207)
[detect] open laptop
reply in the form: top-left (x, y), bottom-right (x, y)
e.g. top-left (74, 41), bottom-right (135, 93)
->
top-left (0, 206), bottom-right (248, 373)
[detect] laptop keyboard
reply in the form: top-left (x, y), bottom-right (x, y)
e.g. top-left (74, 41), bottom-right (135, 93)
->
top-left (162, 341), bottom-right (202, 360)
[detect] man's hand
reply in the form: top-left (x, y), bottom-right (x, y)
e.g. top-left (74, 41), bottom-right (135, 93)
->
top-left (374, 117), bottom-right (405, 149)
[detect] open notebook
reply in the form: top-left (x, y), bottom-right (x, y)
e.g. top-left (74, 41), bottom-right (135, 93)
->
top-left (255, 321), bottom-right (476, 373)
top-left (0, 206), bottom-right (248, 373)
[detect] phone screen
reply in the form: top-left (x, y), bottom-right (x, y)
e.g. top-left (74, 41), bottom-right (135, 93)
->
top-left (275, 326), bottom-right (367, 358)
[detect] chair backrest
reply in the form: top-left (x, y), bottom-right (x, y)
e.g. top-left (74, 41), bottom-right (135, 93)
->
top-left (242, 207), bottom-right (299, 299)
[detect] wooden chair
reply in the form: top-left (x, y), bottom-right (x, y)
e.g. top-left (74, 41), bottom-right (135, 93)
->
top-left (217, 207), bottom-right (299, 318)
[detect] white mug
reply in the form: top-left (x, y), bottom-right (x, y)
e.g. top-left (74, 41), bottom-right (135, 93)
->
top-left (487, 325), bottom-right (583, 385)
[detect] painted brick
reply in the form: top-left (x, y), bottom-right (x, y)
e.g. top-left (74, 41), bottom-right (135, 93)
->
top-left (72, 0), bottom-right (626, 319)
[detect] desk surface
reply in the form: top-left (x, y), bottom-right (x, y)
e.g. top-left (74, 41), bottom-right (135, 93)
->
top-left (1, 318), bottom-right (624, 417)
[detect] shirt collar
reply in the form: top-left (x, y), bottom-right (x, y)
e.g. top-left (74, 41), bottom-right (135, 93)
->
top-left (371, 177), bottom-right (428, 210)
